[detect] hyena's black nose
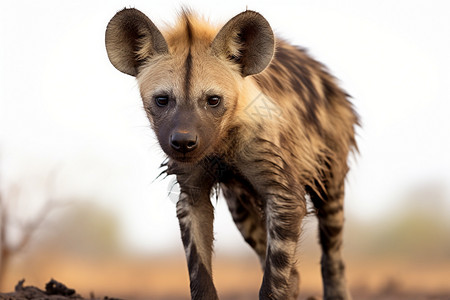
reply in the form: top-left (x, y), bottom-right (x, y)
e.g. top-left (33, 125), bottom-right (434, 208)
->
top-left (170, 131), bottom-right (198, 153)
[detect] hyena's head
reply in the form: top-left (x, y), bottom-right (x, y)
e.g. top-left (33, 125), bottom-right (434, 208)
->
top-left (105, 8), bottom-right (274, 163)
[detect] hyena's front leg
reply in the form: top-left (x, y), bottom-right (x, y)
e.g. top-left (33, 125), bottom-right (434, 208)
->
top-left (259, 193), bottom-right (305, 300)
top-left (222, 178), bottom-right (303, 299)
top-left (239, 153), bottom-right (306, 300)
top-left (175, 170), bottom-right (218, 300)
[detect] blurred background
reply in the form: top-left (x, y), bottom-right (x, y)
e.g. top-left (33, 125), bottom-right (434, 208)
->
top-left (1, 1), bottom-right (449, 299)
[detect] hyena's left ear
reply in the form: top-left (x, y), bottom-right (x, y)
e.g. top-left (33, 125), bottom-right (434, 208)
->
top-left (211, 10), bottom-right (275, 77)
top-left (105, 8), bottom-right (169, 76)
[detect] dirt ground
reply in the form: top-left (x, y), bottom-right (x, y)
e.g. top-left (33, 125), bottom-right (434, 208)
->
top-left (1, 280), bottom-right (450, 300)
top-left (1, 253), bottom-right (450, 300)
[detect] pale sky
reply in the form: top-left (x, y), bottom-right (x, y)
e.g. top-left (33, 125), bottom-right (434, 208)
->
top-left (1, 0), bottom-right (449, 254)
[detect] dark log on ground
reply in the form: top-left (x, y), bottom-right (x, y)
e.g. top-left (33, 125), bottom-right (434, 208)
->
top-left (0, 279), bottom-right (121, 300)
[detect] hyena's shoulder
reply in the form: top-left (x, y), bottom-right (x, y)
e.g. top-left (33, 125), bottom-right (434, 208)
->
top-left (254, 39), bottom-right (351, 118)
top-left (254, 39), bottom-right (359, 146)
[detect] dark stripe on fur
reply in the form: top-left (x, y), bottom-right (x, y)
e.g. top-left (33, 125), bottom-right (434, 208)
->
top-left (184, 14), bottom-right (193, 45)
top-left (321, 223), bottom-right (343, 238)
top-left (188, 243), bottom-right (199, 273)
top-left (318, 204), bottom-right (343, 217)
top-left (260, 260), bottom-right (289, 300)
top-left (319, 229), bottom-right (342, 252)
top-left (321, 255), bottom-right (345, 277)
top-left (184, 50), bottom-right (193, 96)
top-left (182, 14), bottom-right (193, 96)
top-left (269, 224), bottom-right (298, 242)
top-left (188, 244), bottom-right (218, 299)
top-left (244, 237), bottom-right (257, 248)
top-left (270, 248), bottom-right (290, 269)
top-left (231, 204), bottom-right (250, 223)
top-left (179, 221), bottom-right (190, 248)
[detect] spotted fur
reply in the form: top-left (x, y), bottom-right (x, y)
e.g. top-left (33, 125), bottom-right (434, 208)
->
top-left (106, 8), bottom-right (358, 300)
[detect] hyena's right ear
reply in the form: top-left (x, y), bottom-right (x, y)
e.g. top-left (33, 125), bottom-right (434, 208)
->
top-left (211, 10), bottom-right (275, 77)
top-left (105, 8), bottom-right (168, 76)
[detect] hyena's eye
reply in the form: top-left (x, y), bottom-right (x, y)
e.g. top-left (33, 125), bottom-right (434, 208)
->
top-left (155, 95), bottom-right (169, 107)
top-left (207, 95), bottom-right (221, 107)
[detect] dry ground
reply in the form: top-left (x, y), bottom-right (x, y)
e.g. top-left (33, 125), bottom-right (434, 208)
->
top-left (1, 252), bottom-right (450, 299)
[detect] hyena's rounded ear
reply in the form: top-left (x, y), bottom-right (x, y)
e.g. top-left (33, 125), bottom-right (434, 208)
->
top-left (105, 8), bottom-right (168, 76)
top-left (211, 10), bottom-right (275, 77)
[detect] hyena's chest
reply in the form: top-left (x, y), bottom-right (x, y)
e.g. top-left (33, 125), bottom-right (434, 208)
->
top-left (192, 156), bottom-right (264, 208)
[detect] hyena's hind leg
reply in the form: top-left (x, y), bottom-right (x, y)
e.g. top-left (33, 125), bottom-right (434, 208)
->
top-left (221, 178), bottom-right (267, 267)
top-left (308, 176), bottom-right (352, 300)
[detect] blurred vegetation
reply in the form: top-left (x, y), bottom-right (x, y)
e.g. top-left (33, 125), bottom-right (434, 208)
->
top-left (0, 154), bottom-right (121, 290)
top-left (39, 202), bottom-right (121, 257)
top-left (345, 182), bottom-right (450, 260)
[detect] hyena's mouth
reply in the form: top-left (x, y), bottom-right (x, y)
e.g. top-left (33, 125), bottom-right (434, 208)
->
top-left (167, 148), bottom-right (208, 164)
top-left (171, 155), bottom-right (198, 163)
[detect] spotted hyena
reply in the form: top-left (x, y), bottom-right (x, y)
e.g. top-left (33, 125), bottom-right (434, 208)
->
top-left (105, 8), bottom-right (358, 300)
